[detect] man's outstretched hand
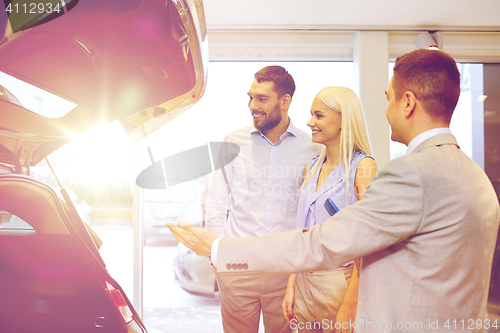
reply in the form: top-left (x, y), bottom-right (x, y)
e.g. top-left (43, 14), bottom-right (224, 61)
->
top-left (166, 222), bottom-right (217, 257)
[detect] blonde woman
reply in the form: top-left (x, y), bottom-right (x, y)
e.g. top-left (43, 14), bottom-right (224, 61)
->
top-left (282, 87), bottom-right (378, 333)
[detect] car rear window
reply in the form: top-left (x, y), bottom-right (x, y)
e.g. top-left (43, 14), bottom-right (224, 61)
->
top-left (0, 210), bottom-right (34, 230)
top-left (0, 71), bottom-right (77, 118)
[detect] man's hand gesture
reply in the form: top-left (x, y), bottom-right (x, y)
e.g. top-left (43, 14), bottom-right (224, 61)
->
top-left (167, 221), bottom-right (217, 258)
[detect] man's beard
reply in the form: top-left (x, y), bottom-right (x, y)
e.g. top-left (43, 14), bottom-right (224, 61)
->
top-left (254, 103), bottom-right (282, 131)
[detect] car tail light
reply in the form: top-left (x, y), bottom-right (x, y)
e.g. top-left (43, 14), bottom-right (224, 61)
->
top-left (105, 281), bottom-right (133, 324)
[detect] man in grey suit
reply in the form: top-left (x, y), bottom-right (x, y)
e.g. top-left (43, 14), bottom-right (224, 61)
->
top-left (169, 49), bottom-right (500, 333)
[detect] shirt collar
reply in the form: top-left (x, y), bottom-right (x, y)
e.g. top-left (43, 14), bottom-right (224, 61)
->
top-left (406, 128), bottom-right (451, 155)
top-left (250, 118), bottom-right (298, 140)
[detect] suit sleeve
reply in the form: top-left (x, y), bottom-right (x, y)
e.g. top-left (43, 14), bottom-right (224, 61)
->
top-left (217, 157), bottom-right (425, 274)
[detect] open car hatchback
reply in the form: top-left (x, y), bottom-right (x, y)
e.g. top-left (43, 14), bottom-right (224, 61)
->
top-left (0, 0), bottom-right (208, 332)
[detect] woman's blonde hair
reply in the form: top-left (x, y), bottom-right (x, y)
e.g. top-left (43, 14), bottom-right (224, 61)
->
top-left (300, 86), bottom-right (373, 196)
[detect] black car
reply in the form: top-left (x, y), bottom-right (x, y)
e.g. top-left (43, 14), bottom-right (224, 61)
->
top-left (0, 0), bottom-right (208, 332)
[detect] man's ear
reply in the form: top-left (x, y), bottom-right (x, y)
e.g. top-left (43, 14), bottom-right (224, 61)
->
top-left (281, 94), bottom-right (292, 109)
top-left (403, 91), bottom-right (417, 119)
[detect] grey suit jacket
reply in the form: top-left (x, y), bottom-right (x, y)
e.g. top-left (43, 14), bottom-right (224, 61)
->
top-left (217, 133), bottom-right (500, 333)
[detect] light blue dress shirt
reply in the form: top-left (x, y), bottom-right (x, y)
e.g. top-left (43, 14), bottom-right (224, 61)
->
top-left (205, 120), bottom-right (319, 239)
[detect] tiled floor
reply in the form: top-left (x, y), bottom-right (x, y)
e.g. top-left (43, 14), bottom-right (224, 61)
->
top-left (144, 303), bottom-right (266, 333)
top-left (143, 302), bottom-right (500, 333)
top-left (145, 306), bottom-right (224, 333)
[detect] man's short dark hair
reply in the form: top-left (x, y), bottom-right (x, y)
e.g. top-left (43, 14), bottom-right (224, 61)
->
top-left (393, 49), bottom-right (460, 123)
top-left (254, 66), bottom-right (296, 98)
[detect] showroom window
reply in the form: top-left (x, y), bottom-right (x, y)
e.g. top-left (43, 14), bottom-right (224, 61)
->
top-left (139, 61), bottom-right (354, 331)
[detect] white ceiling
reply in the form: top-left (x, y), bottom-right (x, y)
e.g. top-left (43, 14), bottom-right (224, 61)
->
top-left (203, 0), bottom-right (500, 31)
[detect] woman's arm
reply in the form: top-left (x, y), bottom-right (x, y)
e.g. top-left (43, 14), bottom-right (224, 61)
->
top-left (335, 264), bottom-right (359, 333)
top-left (335, 157), bottom-right (378, 333)
top-left (282, 273), bottom-right (297, 325)
top-left (353, 157), bottom-right (378, 201)
top-left (353, 157), bottom-right (378, 275)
